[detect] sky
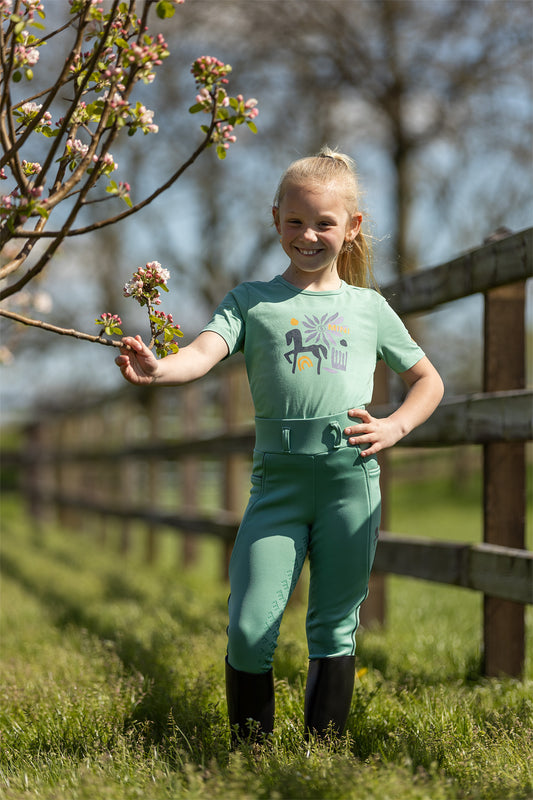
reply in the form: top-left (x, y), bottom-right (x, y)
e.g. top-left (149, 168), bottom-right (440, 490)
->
top-left (1, 0), bottom-right (532, 425)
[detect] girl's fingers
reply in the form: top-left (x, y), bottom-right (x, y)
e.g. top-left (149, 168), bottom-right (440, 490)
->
top-left (345, 408), bottom-right (373, 437)
top-left (347, 407), bottom-right (371, 421)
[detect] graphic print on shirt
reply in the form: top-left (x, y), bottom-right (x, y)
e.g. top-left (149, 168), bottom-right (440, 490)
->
top-left (283, 312), bottom-right (350, 375)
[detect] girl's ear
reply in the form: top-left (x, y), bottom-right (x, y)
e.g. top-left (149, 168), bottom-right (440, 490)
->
top-left (272, 206), bottom-right (281, 234)
top-left (346, 212), bottom-right (363, 242)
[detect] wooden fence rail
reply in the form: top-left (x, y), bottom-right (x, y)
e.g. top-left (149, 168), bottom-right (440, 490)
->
top-left (16, 390), bottom-right (532, 464)
top-left (3, 227), bottom-right (532, 678)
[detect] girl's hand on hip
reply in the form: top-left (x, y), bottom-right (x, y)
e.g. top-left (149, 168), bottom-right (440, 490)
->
top-left (344, 408), bottom-right (402, 456)
top-left (115, 335), bottom-right (158, 385)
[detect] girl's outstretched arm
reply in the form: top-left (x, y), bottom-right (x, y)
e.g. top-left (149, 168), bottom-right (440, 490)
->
top-left (115, 331), bottom-right (229, 386)
top-left (344, 356), bottom-right (444, 456)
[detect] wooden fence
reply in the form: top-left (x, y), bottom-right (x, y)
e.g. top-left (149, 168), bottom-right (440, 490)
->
top-left (4, 227), bottom-right (533, 678)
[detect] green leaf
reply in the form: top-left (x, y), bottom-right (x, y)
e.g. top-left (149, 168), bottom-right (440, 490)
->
top-left (156, 1), bottom-right (176, 19)
top-left (12, 71), bottom-right (22, 83)
top-left (216, 145), bottom-right (227, 160)
top-left (247, 120), bottom-right (258, 134)
top-left (189, 103), bottom-right (206, 114)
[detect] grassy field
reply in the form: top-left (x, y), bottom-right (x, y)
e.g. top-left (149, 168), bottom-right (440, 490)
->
top-left (0, 466), bottom-right (532, 800)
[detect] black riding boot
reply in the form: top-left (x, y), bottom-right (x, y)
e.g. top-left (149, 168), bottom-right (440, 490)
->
top-left (304, 655), bottom-right (356, 739)
top-left (225, 657), bottom-right (275, 746)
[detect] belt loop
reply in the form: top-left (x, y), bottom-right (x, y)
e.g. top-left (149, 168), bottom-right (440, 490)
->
top-left (282, 426), bottom-right (291, 453)
top-left (329, 420), bottom-right (342, 449)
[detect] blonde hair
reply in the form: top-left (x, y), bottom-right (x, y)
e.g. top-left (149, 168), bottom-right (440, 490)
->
top-left (273, 146), bottom-right (377, 289)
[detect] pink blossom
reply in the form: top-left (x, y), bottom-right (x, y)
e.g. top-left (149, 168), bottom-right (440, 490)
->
top-left (146, 261), bottom-right (170, 283)
top-left (196, 88), bottom-right (210, 103)
top-left (22, 160), bottom-right (42, 176)
top-left (137, 105), bottom-right (158, 132)
top-left (14, 32), bottom-right (40, 67)
top-left (19, 101), bottom-right (49, 120)
top-left (66, 138), bottom-right (89, 158)
top-left (100, 312), bottom-right (122, 324)
top-left (25, 47), bottom-right (40, 65)
top-left (93, 152), bottom-right (118, 171)
top-left (22, 0), bottom-right (44, 17)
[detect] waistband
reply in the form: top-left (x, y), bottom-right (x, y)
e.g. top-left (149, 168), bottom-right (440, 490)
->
top-left (254, 411), bottom-right (360, 455)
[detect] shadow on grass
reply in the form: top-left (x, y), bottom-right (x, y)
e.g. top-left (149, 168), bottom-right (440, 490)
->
top-left (355, 631), bottom-right (483, 689)
top-left (0, 548), bottom-right (230, 764)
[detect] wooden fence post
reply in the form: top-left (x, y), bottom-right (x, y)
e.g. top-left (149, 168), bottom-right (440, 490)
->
top-left (222, 366), bottom-right (241, 581)
top-left (146, 391), bottom-right (161, 563)
top-left (181, 384), bottom-right (199, 566)
top-left (56, 414), bottom-right (80, 530)
top-left (118, 400), bottom-right (134, 555)
top-left (359, 359), bottom-right (389, 628)
top-left (23, 421), bottom-right (45, 533)
top-left (482, 280), bottom-right (526, 677)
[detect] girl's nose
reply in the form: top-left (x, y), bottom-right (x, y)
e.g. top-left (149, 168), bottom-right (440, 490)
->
top-left (302, 227), bottom-right (318, 241)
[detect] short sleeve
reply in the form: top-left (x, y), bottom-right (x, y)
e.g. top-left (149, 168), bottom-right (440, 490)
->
top-left (201, 284), bottom-right (248, 355)
top-left (376, 295), bottom-right (425, 373)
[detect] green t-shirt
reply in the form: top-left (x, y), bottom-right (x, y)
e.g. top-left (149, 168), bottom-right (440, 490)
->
top-left (202, 275), bottom-right (424, 419)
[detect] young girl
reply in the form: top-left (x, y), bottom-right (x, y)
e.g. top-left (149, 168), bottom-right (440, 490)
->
top-left (116, 147), bottom-right (444, 744)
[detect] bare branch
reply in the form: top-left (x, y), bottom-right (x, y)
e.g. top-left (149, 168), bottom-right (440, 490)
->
top-left (0, 307), bottom-right (126, 348)
top-left (0, 216), bottom-right (48, 281)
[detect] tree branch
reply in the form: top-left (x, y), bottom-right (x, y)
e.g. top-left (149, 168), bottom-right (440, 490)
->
top-left (0, 307), bottom-right (126, 348)
top-left (6, 103), bottom-right (220, 241)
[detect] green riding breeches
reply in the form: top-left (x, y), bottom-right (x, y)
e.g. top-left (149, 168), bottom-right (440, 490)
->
top-left (227, 411), bottom-right (381, 674)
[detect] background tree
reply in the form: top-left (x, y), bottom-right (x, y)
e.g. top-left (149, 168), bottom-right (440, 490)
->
top-left (137, 0), bottom-right (533, 397)
top-left (1, 0), bottom-right (531, 414)
top-left (86, 0), bottom-right (529, 329)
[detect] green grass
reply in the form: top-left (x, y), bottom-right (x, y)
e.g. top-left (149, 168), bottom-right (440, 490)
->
top-left (0, 471), bottom-right (532, 800)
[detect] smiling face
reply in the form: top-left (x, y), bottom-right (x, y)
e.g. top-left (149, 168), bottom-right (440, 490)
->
top-left (273, 180), bottom-right (361, 290)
